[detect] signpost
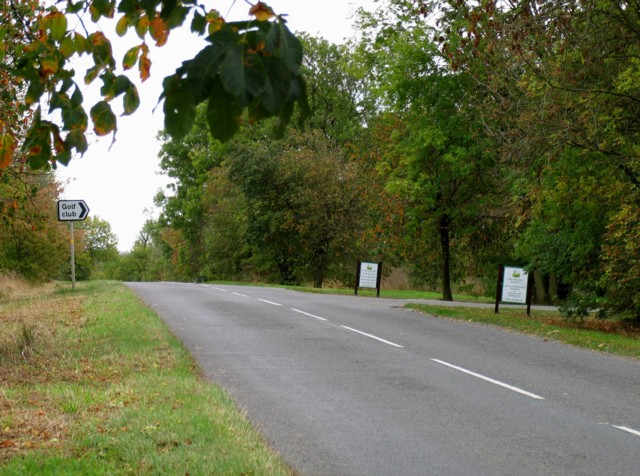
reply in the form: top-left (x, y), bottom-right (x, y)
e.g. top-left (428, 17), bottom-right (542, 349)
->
top-left (57, 200), bottom-right (90, 289)
top-left (57, 200), bottom-right (90, 221)
top-left (355, 261), bottom-right (382, 297)
top-left (495, 265), bottom-right (533, 315)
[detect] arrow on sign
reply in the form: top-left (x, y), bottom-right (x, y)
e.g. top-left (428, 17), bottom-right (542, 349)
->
top-left (57, 200), bottom-right (90, 221)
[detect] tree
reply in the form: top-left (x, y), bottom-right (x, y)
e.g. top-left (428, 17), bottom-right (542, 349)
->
top-left (201, 166), bottom-right (249, 280)
top-left (228, 128), bottom-right (366, 287)
top-left (77, 215), bottom-right (119, 278)
top-left (355, 10), bottom-right (504, 300)
top-left (0, 2), bottom-right (69, 281)
top-left (0, 172), bottom-right (68, 281)
top-left (155, 103), bottom-right (227, 280)
top-left (0, 1), bottom-right (308, 170)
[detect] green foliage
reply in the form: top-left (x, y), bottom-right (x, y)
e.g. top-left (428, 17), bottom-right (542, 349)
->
top-left (0, 172), bottom-right (68, 282)
top-left (407, 0), bottom-right (640, 312)
top-left (354, 14), bottom-right (506, 300)
top-left (76, 215), bottom-right (120, 279)
top-left (2, 1), bottom-right (308, 171)
top-left (227, 128), bottom-right (366, 287)
top-left (602, 202), bottom-right (640, 322)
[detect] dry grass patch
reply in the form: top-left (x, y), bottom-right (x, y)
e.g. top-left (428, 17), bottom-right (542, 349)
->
top-left (0, 391), bottom-right (68, 462)
top-left (0, 273), bottom-right (40, 304)
top-left (0, 283), bottom-right (87, 386)
top-left (0, 278), bottom-right (86, 462)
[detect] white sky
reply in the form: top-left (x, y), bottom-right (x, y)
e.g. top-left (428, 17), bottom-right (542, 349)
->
top-left (55, 0), bottom-right (375, 251)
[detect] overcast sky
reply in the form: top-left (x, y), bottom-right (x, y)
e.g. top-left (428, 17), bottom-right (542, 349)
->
top-left (55, 0), bottom-right (375, 251)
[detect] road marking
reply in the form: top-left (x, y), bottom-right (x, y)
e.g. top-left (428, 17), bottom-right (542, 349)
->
top-left (291, 308), bottom-right (328, 321)
top-left (211, 287), bottom-right (228, 292)
top-left (340, 326), bottom-right (404, 348)
top-left (258, 299), bottom-right (282, 306)
top-left (233, 292), bottom-right (249, 297)
top-left (613, 425), bottom-right (640, 437)
top-left (431, 359), bottom-right (545, 400)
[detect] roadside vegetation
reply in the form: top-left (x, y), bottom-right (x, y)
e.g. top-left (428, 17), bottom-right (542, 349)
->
top-left (407, 304), bottom-right (640, 360)
top-left (0, 277), bottom-right (292, 475)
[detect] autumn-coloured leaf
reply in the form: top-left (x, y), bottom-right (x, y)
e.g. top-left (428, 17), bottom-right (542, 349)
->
top-left (52, 126), bottom-right (66, 154)
top-left (139, 46), bottom-right (151, 82)
top-left (62, 103), bottom-right (88, 132)
top-left (123, 45), bottom-right (140, 70)
top-left (40, 53), bottom-right (59, 76)
top-left (136, 15), bottom-right (150, 40)
top-left (150, 16), bottom-right (169, 47)
top-left (249, 2), bottom-right (275, 22)
top-left (88, 31), bottom-right (115, 68)
top-left (90, 101), bottom-right (116, 136)
top-left (206, 10), bottom-right (225, 35)
top-left (0, 133), bottom-right (16, 169)
top-left (89, 0), bottom-right (115, 22)
top-left (84, 65), bottom-right (104, 84)
top-left (116, 15), bottom-right (129, 37)
top-left (23, 115), bottom-right (53, 170)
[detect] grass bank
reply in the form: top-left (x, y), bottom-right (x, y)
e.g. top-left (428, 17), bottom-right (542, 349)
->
top-left (0, 280), bottom-right (292, 475)
top-left (407, 304), bottom-right (640, 359)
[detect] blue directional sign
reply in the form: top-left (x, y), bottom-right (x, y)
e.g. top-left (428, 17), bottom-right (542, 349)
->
top-left (57, 200), bottom-right (90, 221)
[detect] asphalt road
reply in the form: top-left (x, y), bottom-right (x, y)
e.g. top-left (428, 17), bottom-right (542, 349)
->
top-left (127, 282), bottom-right (640, 476)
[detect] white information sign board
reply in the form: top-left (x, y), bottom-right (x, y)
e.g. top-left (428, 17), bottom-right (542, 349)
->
top-left (359, 262), bottom-right (379, 289)
top-left (502, 267), bottom-right (529, 304)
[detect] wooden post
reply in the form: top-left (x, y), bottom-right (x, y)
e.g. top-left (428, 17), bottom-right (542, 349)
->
top-left (376, 261), bottom-right (382, 297)
top-left (354, 260), bottom-right (361, 295)
top-left (495, 264), bottom-right (503, 314)
top-left (526, 271), bottom-right (534, 317)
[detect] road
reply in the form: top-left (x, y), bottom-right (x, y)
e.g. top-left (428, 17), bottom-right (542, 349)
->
top-left (127, 282), bottom-right (640, 475)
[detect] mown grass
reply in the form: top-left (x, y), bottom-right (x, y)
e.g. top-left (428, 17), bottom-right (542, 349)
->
top-left (0, 280), bottom-right (293, 475)
top-left (407, 304), bottom-right (640, 359)
top-left (209, 279), bottom-right (492, 302)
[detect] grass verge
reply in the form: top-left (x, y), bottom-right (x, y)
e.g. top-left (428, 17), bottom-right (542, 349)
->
top-left (407, 304), bottom-right (640, 359)
top-left (208, 280), bottom-right (492, 302)
top-left (0, 280), bottom-right (293, 475)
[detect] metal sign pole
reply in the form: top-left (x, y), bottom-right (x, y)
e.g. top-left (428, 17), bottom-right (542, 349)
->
top-left (70, 221), bottom-right (76, 290)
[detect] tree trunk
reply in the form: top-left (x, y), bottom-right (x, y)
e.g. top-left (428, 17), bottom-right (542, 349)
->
top-left (534, 270), bottom-right (548, 304)
top-left (313, 248), bottom-right (328, 289)
top-left (548, 272), bottom-right (559, 302)
top-left (313, 267), bottom-right (324, 288)
top-left (439, 214), bottom-right (453, 301)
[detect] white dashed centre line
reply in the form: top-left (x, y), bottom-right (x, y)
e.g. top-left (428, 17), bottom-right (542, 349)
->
top-left (258, 299), bottom-right (282, 306)
top-left (211, 287), bottom-right (228, 292)
top-left (613, 425), bottom-right (640, 437)
top-left (431, 359), bottom-right (545, 400)
top-left (340, 326), bottom-right (404, 348)
top-left (291, 308), bottom-right (328, 321)
top-left (232, 292), bottom-right (249, 297)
